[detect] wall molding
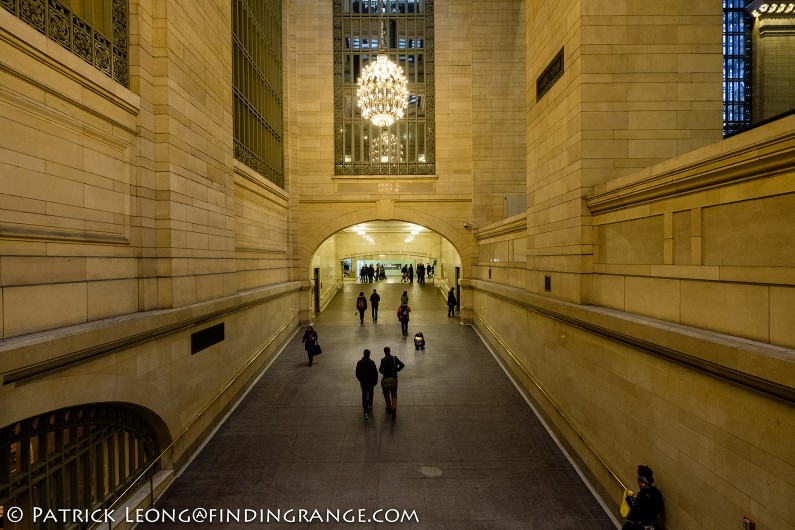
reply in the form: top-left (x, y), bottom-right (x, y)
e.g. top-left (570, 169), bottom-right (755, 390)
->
top-left (470, 280), bottom-right (795, 404)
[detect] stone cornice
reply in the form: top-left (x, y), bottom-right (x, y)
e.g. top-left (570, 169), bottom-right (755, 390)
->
top-left (585, 125), bottom-right (795, 214)
top-left (474, 214), bottom-right (527, 241)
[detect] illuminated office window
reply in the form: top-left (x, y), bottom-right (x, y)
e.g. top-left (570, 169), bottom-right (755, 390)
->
top-left (723, 0), bottom-right (752, 136)
top-left (334, 0), bottom-right (435, 175)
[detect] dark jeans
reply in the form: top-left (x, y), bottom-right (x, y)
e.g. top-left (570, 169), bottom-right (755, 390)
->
top-left (401, 320), bottom-right (408, 335)
top-left (372, 305), bottom-right (379, 321)
top-left (358, 309), bottom-right (365, 323)
top-left (361, 385), bottom-right (375, 412)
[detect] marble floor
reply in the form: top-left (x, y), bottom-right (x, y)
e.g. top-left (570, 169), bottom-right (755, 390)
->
top-left (140, 278), bottom-right (618, 529)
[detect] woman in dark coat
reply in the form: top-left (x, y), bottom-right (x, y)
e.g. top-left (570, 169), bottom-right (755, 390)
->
top-left (301, 325), bottom-right (318, 366)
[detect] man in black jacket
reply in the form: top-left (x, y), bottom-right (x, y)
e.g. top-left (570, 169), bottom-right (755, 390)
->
top-left (355, 349), bottom-right (378, 418)
top-left (370, 289), bottom-right (381, 322)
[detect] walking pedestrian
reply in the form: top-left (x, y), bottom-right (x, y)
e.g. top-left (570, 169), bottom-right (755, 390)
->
top-left (379, 346), bottom-right (405, 417)
top-left (401, 264), bottom-right (407, 282)
top-left (408, 264), bottom-right (414, 283)
top-left (301, 325), bottom-right (318, 366)
top-left (447, 288), bottom-right (457, 317)
top-left (397, 302), bottom-right (411, 338)
top-left (400, 290), bottom-right (408, 305)
top-left (370, 288), bottom-right (381, 322)
top-left (356, 291), bottom-right (368, 324)
top-left (355, 349), bottom-right (378, 418)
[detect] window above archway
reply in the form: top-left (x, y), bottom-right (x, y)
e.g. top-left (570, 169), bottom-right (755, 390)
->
top-left (333, 0), bottom-right (435, 176)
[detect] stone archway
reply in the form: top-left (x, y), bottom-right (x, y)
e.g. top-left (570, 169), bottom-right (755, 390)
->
top-left (297, 205), bottom-right (475, 323)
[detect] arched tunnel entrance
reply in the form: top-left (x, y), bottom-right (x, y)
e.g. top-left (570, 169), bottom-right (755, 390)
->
top-left (309, 221), bottom-right (463, 315)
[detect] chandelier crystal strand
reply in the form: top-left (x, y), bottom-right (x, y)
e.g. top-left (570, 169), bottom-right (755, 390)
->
top-left (371, 132), bottom-right (404, 163)
top-left (356, 2), bottom-right (409, 128)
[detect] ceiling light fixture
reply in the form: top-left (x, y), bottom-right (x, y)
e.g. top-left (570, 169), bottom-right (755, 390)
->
top-left (356, 0), bottom-right (409, 128)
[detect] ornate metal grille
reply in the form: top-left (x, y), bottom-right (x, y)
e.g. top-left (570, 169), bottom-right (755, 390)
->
top-left (233, 0), bottom-right (284, 188)
top-left (723, 0), bottom-right (752, 136)
top-left (1, 0), bottom-right (128, 87)
top-left (334, 0), bottom-right (435, 176)
top-left (0, 404), bottom-right (160, 528)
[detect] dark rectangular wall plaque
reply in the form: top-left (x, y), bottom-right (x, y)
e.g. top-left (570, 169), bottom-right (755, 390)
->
top-left (537, 47), bottom-right (565, 101)
top-left (191, 323), bottom-right (225, 354)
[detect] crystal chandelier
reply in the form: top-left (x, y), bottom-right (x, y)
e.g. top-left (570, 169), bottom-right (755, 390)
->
top-left (356, 1), bottom-right (409, 128)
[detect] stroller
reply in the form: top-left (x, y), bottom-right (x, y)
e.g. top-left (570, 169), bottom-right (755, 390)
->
top-left (414, 332), bottom-right (426, 350)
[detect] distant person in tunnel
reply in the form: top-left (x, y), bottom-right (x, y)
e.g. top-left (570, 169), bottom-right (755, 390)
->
top-left (397, 302), bottom-right (411, 338)
top-left (447, 288), bottom-right (457, 317)
top-left (370, 288), bottom-right (380, 322)
top-left (301, 325), bottom-right (318, 367)
top-left (356, 291), bottom-right (368, 324)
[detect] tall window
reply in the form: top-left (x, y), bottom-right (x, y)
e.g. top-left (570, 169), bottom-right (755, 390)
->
top-left (723, 0), bottom-right (752, 136)
top-left (334, 0), bottom-right (435, 175)
top-left (1, 0), bottom-right (128, 87)
top-left (233, 0), bottom-right (284, 188)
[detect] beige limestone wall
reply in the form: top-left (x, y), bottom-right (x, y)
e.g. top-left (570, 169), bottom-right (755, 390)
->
top-left (751, 12), bottom-right (795, 121)
top-left (311, 235), bottom-right (340, 312)
top-left (145, 0), bottom-right (237, 309)
top-left (234, 162), bottom-right (291, 291)
top-left (1, 0), bottom-right (301, 475)
top-left (471, 0), bottom-right (527, 226)
top-left (0, 9), bottom-right (140, 337)
top-left (526, 0), bottom-right (723, 305)
top-left (475, 214), bottom-right (527, 290)
top-left (586, 114), bottom-right (795, 348)
top-left (473, 284), bottom-right (795, 530)
top-left (0, 284), bottom-right (300, 468)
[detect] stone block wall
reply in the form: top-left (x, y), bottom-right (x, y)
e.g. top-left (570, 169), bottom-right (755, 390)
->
top-left (526, 0), bottom-right (724, 305)
top-left (1, 0), bottom-right (300, 469)
top-left (587, 114), bottom-right (795, 349)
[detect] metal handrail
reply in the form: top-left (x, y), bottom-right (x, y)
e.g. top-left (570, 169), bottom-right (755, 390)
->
top-left (89, 319), bottom-right (295, 529)
top-left (475, 315), bottom-right (629, 493)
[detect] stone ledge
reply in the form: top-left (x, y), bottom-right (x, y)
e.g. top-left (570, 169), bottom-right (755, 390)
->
top-left (470, 279), bottom-right (795, 403)
top-left (0, 282), bottom-right (302, 383)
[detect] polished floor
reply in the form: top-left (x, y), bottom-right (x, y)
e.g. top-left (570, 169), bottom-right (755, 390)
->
top-left (141, 277), bottom-right (618, 529)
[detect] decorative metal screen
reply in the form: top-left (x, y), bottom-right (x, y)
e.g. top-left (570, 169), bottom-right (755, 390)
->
top-left (334, 0), bottom-right (435, 175)
top-left (723, 0), bottom-right (752, 136)
top-left (0, 0), bottom-right (128, 87)
top-left (0, 404), bottom-right (160, 528)
top-left (233, 0), bottom-right (284, 188)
